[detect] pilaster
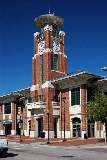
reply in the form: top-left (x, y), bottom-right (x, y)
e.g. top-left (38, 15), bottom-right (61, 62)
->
top-left (0, 104), bottom-right (4, 135)
top-left (81, 84), bottom-right (87, 138)
top-left (11, 102), bottom-right (16, 135)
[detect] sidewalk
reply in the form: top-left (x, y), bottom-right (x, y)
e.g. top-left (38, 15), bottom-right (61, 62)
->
top-left (6, 135), bottom-right (105, 146)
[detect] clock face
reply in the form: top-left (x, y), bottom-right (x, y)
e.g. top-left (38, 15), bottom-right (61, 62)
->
top-left (38, 41), bottom-right (45, 54)
top-left (53, 38), bottom-right (60, 53)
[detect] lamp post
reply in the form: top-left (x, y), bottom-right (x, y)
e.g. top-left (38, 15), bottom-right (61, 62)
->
top-left (47, 112), bottom-right (50, 144)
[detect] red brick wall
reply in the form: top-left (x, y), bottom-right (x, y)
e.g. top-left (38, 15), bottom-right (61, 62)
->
top-left (23, 107), bottom-right (27, 130)
top-left (96, 121), bottom-right (103, 130)
top-left (43, 53), bottom-right (51, 81)
top-left (81, 84), bottom-right (87, 131)
top-left (31, 116), bottom-right (36, 131)
top-left (60, 34), bottom-right (64, 53)
top-left (12, 103), bottom-right (16, 130)
top-left (34, 33), bottom-right (39, 55)
top-left (44, 30), bottom-right (52, 48)
top-left (61, 89), bottom-right (70, 131)
top-left (0, 104), bottom-right (3, 130)
top-left (43, 87), bottom-right (55, 131)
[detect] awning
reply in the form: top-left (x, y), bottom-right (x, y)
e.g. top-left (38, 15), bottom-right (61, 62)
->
top-left (3, 120), bottom-right (12, 125)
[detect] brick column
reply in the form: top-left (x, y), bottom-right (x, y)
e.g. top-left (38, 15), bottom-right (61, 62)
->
top-left (23, 107), bottom-right (28, 136)
top-left (43, 82), bottom-right (55, 138)
top-left (30, 116), bottom-right (36, 138)
top-left (81, 84), bottom-right (87, 138)
top-left (11, 102), bottom-right (16, 135)
top-left (61, 89), bottom-right (70, 138)
top-left (0, 104), bottom-right (4, 135)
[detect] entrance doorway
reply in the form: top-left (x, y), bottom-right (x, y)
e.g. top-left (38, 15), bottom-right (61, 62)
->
top-left (38, 117), bottom-right (43, 137)
top-left (72, 117), bottom-right (81, 137)
top-left (5, 124), bottom-right (12, 135)
top-left (54, 117), bottom-right (58, 138)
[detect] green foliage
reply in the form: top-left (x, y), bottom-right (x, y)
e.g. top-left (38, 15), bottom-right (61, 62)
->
top-left (87, 91), bottom-right (107, 123)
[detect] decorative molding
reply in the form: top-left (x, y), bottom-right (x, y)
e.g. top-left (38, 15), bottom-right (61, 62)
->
top-left (64, 54), bottom-right (67, 58)
top-left (42, 81), bottom-right (54, 89)
top-left (59, 31), bottom-right (65, 36)
top-left (44, 25), bottom-right (53, 31)
top-left (38, 41), bottom-right (45, 55)
top-left (30, 84), bottom-right (39, 91)
top-left (34, 32), bottom-right (39, 37)
top-left (44, 48), bottom-right (52, 53)
top-left (44, 131), bottom-right (54, 138)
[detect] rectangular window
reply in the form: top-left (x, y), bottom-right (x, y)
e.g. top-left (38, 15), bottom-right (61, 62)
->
top-left (51, 54), bottom-right (58, 71)
top-left (4, 103), bottom-right (11, 114)
top-left (71, 88), bottom-right (80, 105)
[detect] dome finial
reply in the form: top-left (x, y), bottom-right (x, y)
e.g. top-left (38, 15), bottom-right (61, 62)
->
top-left (48, 7), bottom-right (51, 14)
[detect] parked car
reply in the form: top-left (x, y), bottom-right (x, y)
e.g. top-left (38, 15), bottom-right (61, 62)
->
top-left (0, 136), bottom-right (8, 155)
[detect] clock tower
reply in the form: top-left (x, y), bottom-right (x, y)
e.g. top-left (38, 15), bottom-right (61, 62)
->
top-left (30, 13), bottom-right (68, 137)
top-left (32, 13), bottom-right (67, 88)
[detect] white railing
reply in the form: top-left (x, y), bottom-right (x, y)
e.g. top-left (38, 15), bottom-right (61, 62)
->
top-left (52, 101), bottom-right (60, 109)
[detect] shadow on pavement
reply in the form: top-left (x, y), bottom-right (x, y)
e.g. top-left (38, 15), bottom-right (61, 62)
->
top-left (0, 152), bottom-right (18, 158)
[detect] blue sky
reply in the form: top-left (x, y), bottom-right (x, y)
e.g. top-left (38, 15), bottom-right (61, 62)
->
top-left (0, 0), bottom-right (107, 95)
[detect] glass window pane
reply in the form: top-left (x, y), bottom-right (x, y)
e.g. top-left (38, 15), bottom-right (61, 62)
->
top-left (4, 103), bottom-right (11, 114)
top-left (71, 88), bottom-right (80, 105)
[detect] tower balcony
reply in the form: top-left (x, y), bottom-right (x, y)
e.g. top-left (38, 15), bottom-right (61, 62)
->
top-left (52, 96), bottom-right (60, 116)
top-left (52, 101), bottom-right (60, 109)
top-left (27, 95), bottom-right (46, 110)
top-left (52, 96), bottom-right (60, 109)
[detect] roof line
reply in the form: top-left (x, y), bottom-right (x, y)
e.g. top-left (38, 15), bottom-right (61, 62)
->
top-left (51, 71), bottom-right (103, 83)
top-left (0, 86), bottom-right (30, 97)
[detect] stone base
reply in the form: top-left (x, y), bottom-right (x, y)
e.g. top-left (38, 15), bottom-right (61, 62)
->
top-left (0, 130), bottom-right (4, 135)
top-left (61, 131), bottom-right (71, 139)
top-left (30, 131), bottom-right (38, 138)
top-left (81, 130), bottom-right (87, 139)
top-left (24, 130), bottom-right (29, 137)
top-left (11, 130), bottom-right (16, 135)
top-left (95, 130), bottom-right (104, 138)
top-left (44, 131), bottom-right (54, 138)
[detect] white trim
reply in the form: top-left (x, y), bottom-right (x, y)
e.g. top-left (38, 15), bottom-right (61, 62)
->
top-left (42, 81), bottom-right (54, 89)
top-left (70, 114), bottom-right (81, 120)
top-left (30, 131), bottom-right (38, 138)
top-left (44, 25), bottom-right (53, 31)
top-left (61, 131), bottom-right (71, 138)
top-left (52, 71), bottom-right (102, 83)
top-left (44, 131), bottom-right (54, 138)
top-left (24, 130), bottom-right (29, 137)
top-left (11, 130), bottom-right (16, 135)
top-left (59, 31), bottom-right (65, 36)
top-left (64, 54), bottom-right (67, 58)
top-left (81, 130), bottom-right (87, 139)
top-left (45, 48), bottom-right (52, 53)
top-left (34, 32), bottom-right (39, 37)
top-left (30, 84), bottom-right (39, 91)
top-left (0, 130), bottom-right (4, 135)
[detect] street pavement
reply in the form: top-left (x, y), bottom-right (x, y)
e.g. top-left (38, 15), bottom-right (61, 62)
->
top-left (0, 142), bottom-right (107, 160)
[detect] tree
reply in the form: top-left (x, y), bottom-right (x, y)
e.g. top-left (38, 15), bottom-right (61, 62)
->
top-left (87, 91), bottom-right (107, 139)
top-left (87, 91), bottom-right (107, 122)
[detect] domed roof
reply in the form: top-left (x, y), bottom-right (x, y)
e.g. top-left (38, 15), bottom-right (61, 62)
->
top-left (35, 13), bottom-right (64, 28)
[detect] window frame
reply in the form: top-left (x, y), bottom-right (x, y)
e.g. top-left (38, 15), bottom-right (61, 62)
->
top-left (4, 103), bottom-right (11, 114)
top-left (71, 87), bottom-right (80, 106)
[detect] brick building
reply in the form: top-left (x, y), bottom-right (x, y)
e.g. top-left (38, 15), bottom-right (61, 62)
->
top-left (0, 13), bottom-right (107, 139)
